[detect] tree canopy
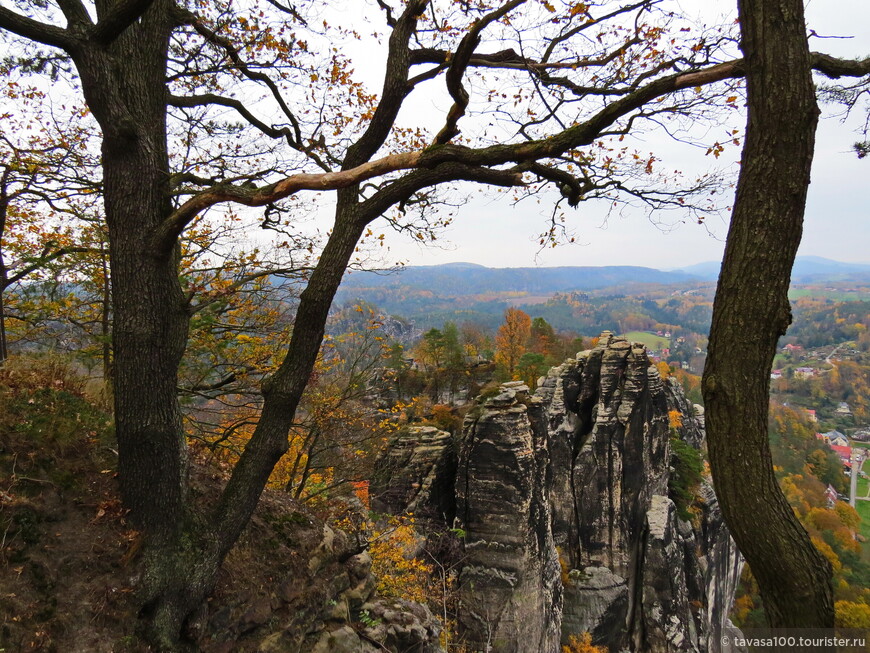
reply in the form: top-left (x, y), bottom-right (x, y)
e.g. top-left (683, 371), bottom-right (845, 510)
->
top-left (1, 0), bottom-right (869, 647)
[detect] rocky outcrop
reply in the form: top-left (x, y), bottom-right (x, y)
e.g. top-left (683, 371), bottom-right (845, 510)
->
top-left (378, 333), bottom-right (742, 652)
top-left (298, 515), bottom-right (443, 653)
top-left (455, 382), bottom-right (562, 652)
top-left (665, 376), bottom-right (705, 449)
top-left (371, 425), bottom-right (456, 522)
top-left (202, 509), bottom-right (443, 653)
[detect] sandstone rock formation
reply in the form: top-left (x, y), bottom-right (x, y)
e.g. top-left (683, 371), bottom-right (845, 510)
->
top-left (371, 425), bottom-right (456, 522)
top-left (376, 333), bottom-right (743, 653)
top-left (454, 381), bottom-right (562, 652)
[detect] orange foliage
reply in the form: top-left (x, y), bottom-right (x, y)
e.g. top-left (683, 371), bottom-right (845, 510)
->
top-left (352, 481), bottom-right (370, 510)
top-left (656, 361), bottom-right (671, 379)
top-left (563, 632), bottom-right (608, 653)
top-left (495, 308), bottom-right (531, 376)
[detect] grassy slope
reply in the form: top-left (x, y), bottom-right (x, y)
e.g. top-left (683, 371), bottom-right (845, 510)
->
top-left (858, 459), bottom-right (870, 561)
top-left (623, 331), bottom-right (670, 350)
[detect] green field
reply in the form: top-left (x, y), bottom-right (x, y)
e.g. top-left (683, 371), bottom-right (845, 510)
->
top-left (858, 460), bottom-right (870, 560)
top-left (858, 499), bottom-right (870, 560)
top-left (623, 331), bottom-right (670, 350)
top-left (788, 288), bottom-right (870, 301)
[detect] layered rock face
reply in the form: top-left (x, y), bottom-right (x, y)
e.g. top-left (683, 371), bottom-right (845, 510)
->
top-left (371, 425), bottom-right (456, 522)
top-left (454, 382), bottom-right (562, 652)
top-left (375, 334), bottom-right (742, 652)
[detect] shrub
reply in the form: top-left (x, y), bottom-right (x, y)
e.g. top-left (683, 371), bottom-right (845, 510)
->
top-left (368, 515), bottom-right (432, 603)
top-left (668, 436), bottom-right (703, 522)
top-left (563, 632), bottom-right (607, 653)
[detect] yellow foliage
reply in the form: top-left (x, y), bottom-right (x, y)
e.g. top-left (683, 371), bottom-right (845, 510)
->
top-left (833, 527), bottom-right (861, 555)
top-left (667, 409), bottom-right (683, 429)
top-left (563, 632), bottom-right (608, 653)
top-left (835, 601), bottom-right (870, 628)
top-left (495, 307), bottom-right (531, 375)
top-left (834, 501), bottom-right (861, 531)
top-left (656, 361), bottom-right (671, 379)
top-left (369, 516), bottom-right (432, 603)
top-left (807, 507), bottom-right (844, 532)
top-left (811, 536), bottom-right (842, 573)
top-left (731, 593), bottom-right (755, 624)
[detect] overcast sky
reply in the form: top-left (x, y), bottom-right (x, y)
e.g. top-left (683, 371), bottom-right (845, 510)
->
top-left (361, 0), bottom-right (870, 270)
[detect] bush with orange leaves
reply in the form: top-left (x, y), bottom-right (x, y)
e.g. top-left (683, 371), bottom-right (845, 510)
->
top-left (563, 632), bottom-right (608, 653)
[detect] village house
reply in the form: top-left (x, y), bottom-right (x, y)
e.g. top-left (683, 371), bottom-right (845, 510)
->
top-left (820, 430), bottom-right (850, 447)
top-left (830, 444), bottom-right (853, 469)
top-left (852, 428), bottom-right (870, 443)
top-left (836, 402), bottom-right (852, 416)
top-left (825, 484), bottom-right (839, 509)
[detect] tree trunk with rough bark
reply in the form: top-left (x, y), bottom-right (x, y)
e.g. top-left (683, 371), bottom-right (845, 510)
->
top-left (73, 3), bottom-right (188, 543)
top-left (703, 0), bottom-right (834, 634)
top-left (0, 284), bottom-right (8, 364)
top-left (67, 5), bottom-right (205, 646)
top-left (1, 189), bottom-right (9, 365)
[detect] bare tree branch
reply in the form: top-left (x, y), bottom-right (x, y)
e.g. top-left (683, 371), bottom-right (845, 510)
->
top-left (4, 246), bottom-right (97, 287)
top-left (168, 92), bottom-right (305, 151)
top-left (56, 0), bottom-right (93, 30)
top-left (433, 0), bottom-right (527, 145)
top-left (176, 9), bottom-right (305, 149)
top-left (811, 52), bottom-right (870, 79)
top-left (153, 150), bottom-right (424, 254)
top-left (90, 0), bottom-right (157, 46)
top-left (154, 57), bottom-right (748, 255)
top-left (189, 265), bottom-right (312, 314)
top-left (343, 0), bottom-right (430, 169)
top-left (0, 6), bottom-right (76, 49)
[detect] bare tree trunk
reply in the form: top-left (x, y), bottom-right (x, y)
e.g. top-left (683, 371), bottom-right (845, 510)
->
top-left (703, 0), bottom-right (834, 634)
top-left (0, 285), bottom-right (8, 364)
top-left (1, 187), bottom-right (9, 365)
top-left (100, 246), bottom-right (113, 394)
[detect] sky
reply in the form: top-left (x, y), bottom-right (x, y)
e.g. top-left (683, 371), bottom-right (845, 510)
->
top-left (356, 0), bottom-right (870, 270)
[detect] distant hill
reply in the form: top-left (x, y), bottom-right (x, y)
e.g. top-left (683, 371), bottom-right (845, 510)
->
top-left (675, 256), bottom-right (870, 282)
top-left (332, 257), bottom-right (870, 331)
top-left (339, 263), bottom-right (701, 296)
top-left (334, 263), bottom-right (705, 330)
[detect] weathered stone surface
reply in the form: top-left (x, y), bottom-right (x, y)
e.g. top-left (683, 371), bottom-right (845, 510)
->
top-left (641, 495), bottom-right (699, 652)
top-left (696, 482), bottom-right (745, 653)
top-left (454, 383), bottom-right (562, 652)
top-left (665, 376), bottom-right (705, 450)
top-left (371, 425), bottom-right (456, 522)
top-left (374, 334), bottom-right (742, 653)
top-left (454, 334), bottom-right (742, 652)
top-left (562, 566), bottom-right (629, 647)
top-left (362, 599), bottom-right (444, 653)
top-left (234, 508), bottom-right (443, 653)
top-left (310, 625), bottom-right (368, 653)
